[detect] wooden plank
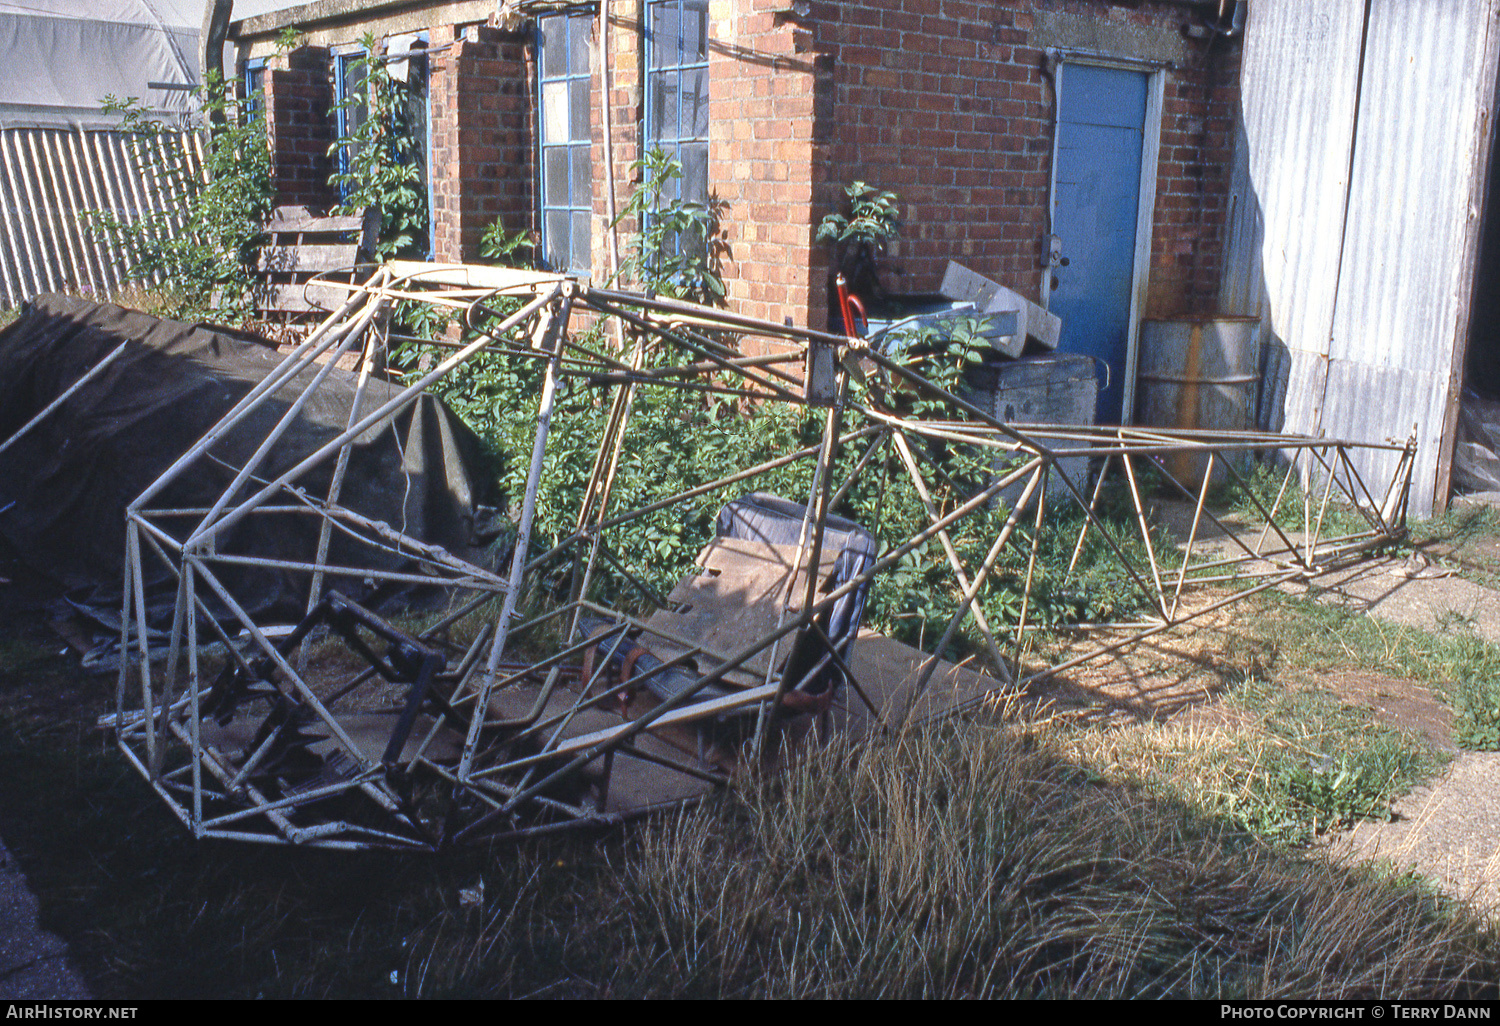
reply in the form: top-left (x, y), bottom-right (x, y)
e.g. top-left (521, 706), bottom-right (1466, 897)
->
top-left (257, 244), bottom-right (359, 273)
top-left (257, 282), bottom-right (359, 313)
top-left (386, 260), bottom-right (567, 292)
top-left (265, 213), bottom-right (368, 236)
top-left (643, 538), bottom-right (839, 680)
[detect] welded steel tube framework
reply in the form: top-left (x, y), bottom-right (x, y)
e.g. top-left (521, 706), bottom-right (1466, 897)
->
top-left (91, 263), bottom-right (1416, 850)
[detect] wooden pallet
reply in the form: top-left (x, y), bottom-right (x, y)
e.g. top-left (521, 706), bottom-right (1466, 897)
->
top-left (253, 205), bottom-right (378, 317)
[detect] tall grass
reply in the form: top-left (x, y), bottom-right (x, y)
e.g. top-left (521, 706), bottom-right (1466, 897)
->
top-left (0, 622), bottom-right (1496, 997)
top-left (586, 721), bottom-right (1495, 999)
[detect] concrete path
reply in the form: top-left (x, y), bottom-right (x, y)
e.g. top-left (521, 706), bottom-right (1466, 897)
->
top-left (1283, 552), bottom-right (1500, 642)
top-left (1290, 546), bottom-right (1500, 917)
top-left (0, 833), bottom-right (89, 999)
top-left (1340, 752), bottom-right (1500, 917)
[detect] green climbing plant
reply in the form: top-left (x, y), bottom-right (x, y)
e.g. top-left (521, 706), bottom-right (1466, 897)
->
top-left (613, 147), bottom-right (723, 303)
top-left (88, 71), bottom-right (274, 320)
top-left (329, 34), bottom-right (428, 260)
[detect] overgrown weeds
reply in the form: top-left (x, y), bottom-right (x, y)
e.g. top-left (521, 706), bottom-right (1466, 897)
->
top-left (608, 723), bottom-right (1492, 998)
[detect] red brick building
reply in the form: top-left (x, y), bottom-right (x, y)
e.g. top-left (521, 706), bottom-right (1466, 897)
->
top-left (233, 0), bottom-right (1242, 404)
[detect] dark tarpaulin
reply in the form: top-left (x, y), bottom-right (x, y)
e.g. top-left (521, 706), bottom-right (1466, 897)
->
top-left (0, 294), bottom-right (499, 623)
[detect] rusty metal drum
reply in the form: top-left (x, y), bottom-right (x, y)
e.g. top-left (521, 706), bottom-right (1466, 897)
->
top-left (1137, 317), bottom-right (1261, 487)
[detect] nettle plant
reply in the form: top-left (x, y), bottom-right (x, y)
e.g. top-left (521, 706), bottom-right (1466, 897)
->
top-left (329, 33), bottom-right (428, 260)
top-left (90, 71), bottom-right (274, 320)
top-left (817, 180), bottom-right (899, 303)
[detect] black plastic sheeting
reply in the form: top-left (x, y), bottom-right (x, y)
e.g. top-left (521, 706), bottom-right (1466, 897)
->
top-left (0, 294), bottom-right (499, 625)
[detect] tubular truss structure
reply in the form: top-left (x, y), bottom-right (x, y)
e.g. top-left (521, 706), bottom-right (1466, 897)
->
top-left (98, 263), bottom-right (1415, 849)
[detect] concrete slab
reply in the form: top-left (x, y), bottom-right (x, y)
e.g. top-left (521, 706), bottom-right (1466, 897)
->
top-left (1339, 751), bottom-right (1500, 917)
top-left (0, 833), bottom-right (89, 999)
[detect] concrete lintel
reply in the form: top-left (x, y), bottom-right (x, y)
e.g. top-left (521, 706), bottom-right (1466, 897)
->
top-left (1030, 10), bottom-right (1195, 68)
top-left (232, 0), bottom-right (495, 42)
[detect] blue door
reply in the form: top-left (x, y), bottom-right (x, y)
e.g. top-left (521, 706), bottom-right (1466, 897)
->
top-left (1050, 64), bottom-right (1151, 425)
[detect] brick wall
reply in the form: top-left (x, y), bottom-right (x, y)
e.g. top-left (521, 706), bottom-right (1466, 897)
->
top-left (263, 45), bottom-right (338, 210)
top-left (599, 0), bottom-right (825, 337)
top-left (252, 0), bottom-right (1239, 334)
top-left (808, 0), bottom-right (1241, 320)
top-left (428, 26), bottom-right (535, 264)
top-left (257, 27), bottom-right (534, 262)
top-left (708, 0), bottom-right (824, 333)
top-left (1147, 30), bottom-right (1239, 318)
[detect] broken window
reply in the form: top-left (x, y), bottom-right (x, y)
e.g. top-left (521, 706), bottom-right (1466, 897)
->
top-left (537, 12), bottom-right (593, 274)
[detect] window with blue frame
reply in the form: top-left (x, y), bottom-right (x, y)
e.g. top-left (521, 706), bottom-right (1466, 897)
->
top-left (241, 57), bottom-right (265, 122)
top-left (644, 0), bottom-right (709, 252)
top-left (332, 39), bottom-right (432, 257)
top-left (332, 46), bottom-right (369, 201)
top-left (537, 12), bottom-right (593, 274)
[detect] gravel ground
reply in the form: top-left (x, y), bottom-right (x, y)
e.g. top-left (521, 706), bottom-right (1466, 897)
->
top-left (0, 833), bottom-right (89, 999)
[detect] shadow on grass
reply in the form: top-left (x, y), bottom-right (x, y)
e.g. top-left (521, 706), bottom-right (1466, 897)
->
top-left (0, 636), bottom-right (1497, 999)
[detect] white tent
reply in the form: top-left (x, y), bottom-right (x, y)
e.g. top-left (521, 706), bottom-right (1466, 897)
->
top-left (0, 0), bottom-right (203, 130)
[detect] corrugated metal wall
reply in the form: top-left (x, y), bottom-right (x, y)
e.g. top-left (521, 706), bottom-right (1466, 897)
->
top-left (1221, 0), bottom-right (1500, 515)
top-left (1327, 0), bottom-right (1500, 515)
top-left (0, 127), bottom-right (204, 309)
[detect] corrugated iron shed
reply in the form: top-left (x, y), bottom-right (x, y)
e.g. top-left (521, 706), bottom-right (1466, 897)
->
top-left (1221, 0), bottom-right (1500, 515)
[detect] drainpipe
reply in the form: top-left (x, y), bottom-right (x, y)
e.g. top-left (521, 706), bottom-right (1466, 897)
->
top-left (200, 1), bottom-right (234, 128)
top-left (1040, 49), bottom-right (1063, 310)
top-left (1215, 2), bottom-right (1246, 39)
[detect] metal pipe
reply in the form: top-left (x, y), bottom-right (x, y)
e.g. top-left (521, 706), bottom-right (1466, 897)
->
top-left (0, 341), bottom-right (130, 456)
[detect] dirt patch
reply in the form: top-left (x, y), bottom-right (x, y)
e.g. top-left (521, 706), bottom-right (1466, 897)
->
top-left (1317, 670), bottom-right (1457, 752)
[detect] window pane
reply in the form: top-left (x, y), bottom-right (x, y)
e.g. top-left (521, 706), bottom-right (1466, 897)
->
top-left (681, 143), bottom-right (708, 205)
top-left (546, 211), bottom-right (570, 268)
top-left (570, 78), bottom-right (590, 141)
top-left (648, 75), bottom-right (674, 142)
top-left (544, 148), bottom-right (569, 206)
top-left (570, 17), bottom-right (590, 73)
top-left (657, 161), bottom-right (682, 204)
top-left (542, 80), bottom-right (569, 144)
top-left (651, 3), bottom-right (679, 68)
top-left (571, 145), bottom-right (592, 202)
top-left (539, 16), bottom-right (565, 78)
top-left (683, 67), bottom-right (709, 139)
top-left (684, 1), bottom-right (708, 62)
top-left (572, 211), bottom-right (590, 272)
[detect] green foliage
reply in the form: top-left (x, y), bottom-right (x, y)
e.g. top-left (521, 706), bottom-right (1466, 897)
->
top-left (614, 148), bottom-right (723, 302)
top-left (1452, 678), bottom-right (1500, 750)
top-left (1248, 679), bottom-right (1439, 841)
top-left (815, 180), bottom-right (900, 249)
top-left (87, 73), bottom-right (273, 320)
top-left (479, 220), bottom-right (535, 264)
top-left (329, 34), bottom-right (428, 260)
top-left (1225, 462), bottom-right (1378, 541)
top-left (428, 341), bottom-right (808, 608)
top-left (818, 181), bottom-right (900, 304)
